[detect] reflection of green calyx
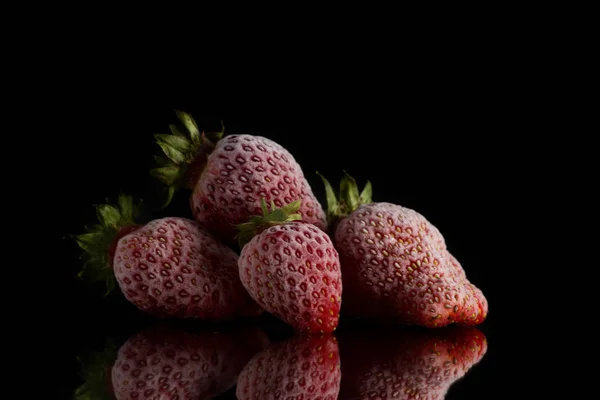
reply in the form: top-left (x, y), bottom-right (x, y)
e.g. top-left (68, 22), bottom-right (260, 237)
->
top-left (318, 170), bottom-right (372, 227)
top-left (74, 194), bottom-right (141, 295)
top-left (236, 199), bottom-right (302, 248)
top-left (150, 110), bottom-right (224, 208)
top-left (73, 339), bottom-right (118, 400)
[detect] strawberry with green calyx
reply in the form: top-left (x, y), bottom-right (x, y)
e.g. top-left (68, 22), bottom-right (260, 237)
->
top-left (75, 194), bottom-right (261, 319)
top-left (150, 110), bottom-right (225, 209)
top-left (320, 172), bottom-right (488, 328)
top-left (236, 198), bottom-right (303, 248)
top-left (75, 194), bottom-right (143, 295)
top-left (317, 170), bottom-right (372, 231)
top-left (237, 199), bottom-right (342, 333)
top-left (151, 111), bottom-right (327, 243)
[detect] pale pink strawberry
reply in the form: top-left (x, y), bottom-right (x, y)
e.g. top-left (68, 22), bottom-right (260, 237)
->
top-left (111, 324), bottom-right (269, 399)
top-left (237, 200), bottom-right (342, 333)
top-left (151, 111), bottom-right (326, 244)
top-left (448, 253), bottom-right (487, 325)
top-left (236, 334), bottom-right (341, 400)
top-left (338, 326), bottom-right (487, 399)
top-left (76, 195), bottom-right (261, 319)
top-left (320, 173), bottom-right (488, 327)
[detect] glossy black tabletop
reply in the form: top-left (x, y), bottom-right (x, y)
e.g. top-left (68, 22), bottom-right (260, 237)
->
top-left (64, 295), bottom-right (497, 400)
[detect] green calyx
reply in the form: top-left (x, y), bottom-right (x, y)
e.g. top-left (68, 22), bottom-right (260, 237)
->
top-left (236, 199), bottom-right (303, 248)
top-left (74, 194), bottom-right (141, 295)
top-left (73, 339), bottom-right (118, 400)
top-left (150, 110), bottom-right (225, 208)
top-left (317, 170), bottom-right (372, 227)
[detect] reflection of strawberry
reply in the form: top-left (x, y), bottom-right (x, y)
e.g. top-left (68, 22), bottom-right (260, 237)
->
top-left (237, 199), bottom-right (342, 333)
top-left (74, 340), bottom-right (118, 400)
top-left (236, 334), bottom-right (340, 400)
top-left (111, 324), bottom-right (269, 400)
top-left (338, 326), bottom-right (487, 399)
top-left (320, 172), bottom-right (487, 327)
top-left (75, 195), bottom-right (260, 319)
top-left (151, 111), bottom-right (326, 243)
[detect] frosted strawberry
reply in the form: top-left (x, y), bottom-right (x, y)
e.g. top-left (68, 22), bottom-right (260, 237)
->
top-left (236, 334), bottom-right (340, 400)
top-left (75, 194), bottom-right (260, 319)
top-left (150, 111), bottom-right (326, 243)
top-left (338, 326), bottom-right (487, 399)
top-left (320, 172), bottom-right (487, 327)
top-left (237, 199), bottom-right (342, 333)
top-left (109, 324), bottom-right (269, 400)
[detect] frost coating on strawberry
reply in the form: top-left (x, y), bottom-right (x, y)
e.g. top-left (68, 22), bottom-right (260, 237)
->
top-left (339, 326), bottom-right (487, 399)
top-left (75, 195), bottom-right (260, 319)
top-left (240, 222), bottom-right (342, 333)
top-left (151, 111), bottom-right (326, 244)
top-left (111, 325), bottom-right (269, 400)
top-left (336, 203), bottom-right (487, 327)
top-left (237, 200), bottom-right (342, 333)
top-left (320, 173), bottom-right (487, 327)
top-left (192, 134), bottom-right (327, 242)
top-left (236, 334), bottom-right (341, 400)
top-left (114, 217), bottom-right (258, 318)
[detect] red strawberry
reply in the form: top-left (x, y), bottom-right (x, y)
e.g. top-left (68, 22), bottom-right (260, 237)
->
top-left (111, 324), bottom-right (269, 399)
top-left (338, 326), bottom-right (487, 399)
top-left (320, 172), bottom-right (487, 327)
top-left (236, 334), bottom-right (340, 400)
top-left (151, 111), bottom-right (326, 243)
top-left (75, 195), bottom-right (260, 319)
top-left (237, 199), bottom-right (342, 333)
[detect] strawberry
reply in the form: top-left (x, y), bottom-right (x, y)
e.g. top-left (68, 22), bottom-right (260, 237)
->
top-left (319, 172), bottom-right (488, 327)
top-left (75, 194), bottom-right (260, 319)
top-left (150, 111), bottom-right (326, 243)
top-left (110, 324), bottom-right (269, 399)
top-left (236, 334), bottom-right (340, 400)
top-left (338, 326), bottom-right (487, 399)
top-left (237, 199), bottom-right (342, 333)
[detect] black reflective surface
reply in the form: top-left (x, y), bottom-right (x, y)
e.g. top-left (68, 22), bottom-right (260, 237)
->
top-left (68, 303), bottom-right (496, 399)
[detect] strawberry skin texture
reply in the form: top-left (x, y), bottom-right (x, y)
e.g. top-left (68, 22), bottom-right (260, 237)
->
top-left (339, 326), bottom-right (487, 399)
top-left (334, 203), bottom-right (487, 327)
top-left (236, 334), bottom-right (341, 400)
top-left (111, 324), bottom-right (269, 400)
top-left (239, 222), bottom-right (342, 333)
top-left (113, 217), bottom-right (260, 319)
top-left (191, 135), bottom-right (327, 243)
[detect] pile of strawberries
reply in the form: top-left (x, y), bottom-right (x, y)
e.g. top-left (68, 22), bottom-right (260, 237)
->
top-left (76, 111), bottom-right (488, 333)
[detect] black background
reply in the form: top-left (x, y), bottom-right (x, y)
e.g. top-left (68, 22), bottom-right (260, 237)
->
top-left (25, 11), bottom-right (578, 396)
top-left (49, 94), bottom-right (523, 398)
